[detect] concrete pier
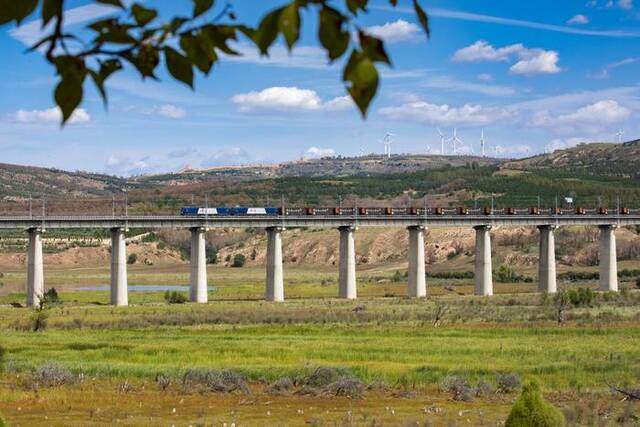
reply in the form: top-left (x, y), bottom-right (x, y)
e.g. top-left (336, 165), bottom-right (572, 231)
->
top-left (338, 226), bottom-right (357, 299)
top-left (26, 228), bottom-right (44, 307)
top-left (599, 225), bottom-right (618, 292)
top-left (537, 225), bottom-right (557, 294)
top-left (110, 227), bottom-right (128, 306)
top-left (266, 227), bottom-right (284, 302)
top-left (407, 226), bottom-right (427, 298)
top-left (190, 227), bottom-right (208, 303)
top-left (474, 225), bottom-right (493, 296)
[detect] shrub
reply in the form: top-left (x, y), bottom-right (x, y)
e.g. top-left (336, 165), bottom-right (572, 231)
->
top-left (0, 413), bottom-right (6, 427)
top-left (497, 373), bottom-right (522, 394)
top-left (327, 376), bottom-right (365, 398)
top-left (41, 288), bottom-right (60, 307)
top-left (441, 375), bottom-right (474, 401)
top-left (126, 253), bottom-right (137, 264)
top-left (636, 277), bottom-right (640, 289)
top-left (567, 288), bottom-right (595, 307)
top-left (268, 377), bottom-right (294, 394)
top-left (30, 309), bottom-right (49, 332)
top-left (34, 362), bottom-right (75, 387)
top-left (181, 369), bottom-right (249, 394)
top-left (302, 366), bottom-right (351, 388)
top-left (391, 270), bottom-right (403, 282)
top-left (231, 254), bottom-right (246, 267)
top-left (506, 381), bottom-right (565, 427)
top-left (207, 246), bottom-right (218, 264)
top-left (164, 291), bottom-right (187, 304)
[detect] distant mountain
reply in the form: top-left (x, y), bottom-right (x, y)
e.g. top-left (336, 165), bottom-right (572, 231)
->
top-left (503, 140), bottom-right (640, 178)
top-left (0, 163), bottom-right (130, 199)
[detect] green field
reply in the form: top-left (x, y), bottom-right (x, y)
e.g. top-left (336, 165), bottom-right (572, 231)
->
top-left (1, 264), bottom-right (640, 425)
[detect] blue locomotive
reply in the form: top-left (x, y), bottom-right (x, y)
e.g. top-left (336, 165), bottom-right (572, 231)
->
top-left (180, 207), bottom-right (279, 216)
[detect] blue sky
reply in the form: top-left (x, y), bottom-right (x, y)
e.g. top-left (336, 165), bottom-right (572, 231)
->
top-left (0, 0), bottom-right (639, 176)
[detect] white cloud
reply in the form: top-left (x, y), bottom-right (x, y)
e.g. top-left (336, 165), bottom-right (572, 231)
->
top-left (202, 147), bottom-right (253, 167)
top-left (379, 100), bottom-right (506, 126)
top-left (529, 100), bottom-right (631, 136)
top-left (618, 0), bottom-right (633, 9)
top-left (373, 5), bottom-right (640, 37)
top-left (104, 154), bottom-right (152, 176)
top-left (477, 73), bottom-right (494, 81)
top-left (421, 75), bottom-right (515, 96)
top-left (224, 43), bottom-right (332, 70)
top-left (453, 40), bottom-right (524, 62)
top-left (453, 40), bottom-right (561, 75)
top-left (148, 104), bottom-right (186, 119)
top-left (510, 50), bottom-right (561, 75)
top-left (10, 3), bottom-right (119, 47)
top-left (13, 107), bottom-right (90, 125)
top-left (592, 57), bottom-right (640, 79)
top-left (365, 20), bottom-right (421, 43)
top-left (303, 147), bottom-right (335, 159)
top-left (544, 137), bottom-right (587, 153)
top-left (567, 14), bottom-right (590, 25)
top-left (231, 87), bottom-right (352, 113)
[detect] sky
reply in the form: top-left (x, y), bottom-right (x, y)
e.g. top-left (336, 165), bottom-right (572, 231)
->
top-left (0, 0), bottom-right (639, 176)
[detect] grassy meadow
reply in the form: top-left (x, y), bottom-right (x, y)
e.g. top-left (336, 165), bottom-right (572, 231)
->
top-left (1, 262), bottom-right (640, 425)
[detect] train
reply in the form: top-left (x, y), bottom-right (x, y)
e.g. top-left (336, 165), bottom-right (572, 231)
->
top-left (180, 206), bottom-right (637, 216)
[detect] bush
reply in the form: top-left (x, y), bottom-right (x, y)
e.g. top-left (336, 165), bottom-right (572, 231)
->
top-left (231, 254), bottom-right (246, 268)
top-left (41, 288), bottom-right (60, 307)
top-left (207, 246), bottom-right (218, 264)
top-left (181, 369), bottom-right (249, 394)
top-left (567, 288), bottom-right (595, 307)
top-left (636, 277), bottom-right (640, 289)
top-left (497, 373), bottom-right (522, 394)
top-left (0, 413), bottom-right (6, 427)
top-left (34, 362), bottom-right (75, 387)
top-left (391, 270), bottom-right (403, 282)
top-left (441, 375), bottom-right (474, 401)
top-left (505, 381), bottom-right (565, 427)
top-left (0, 345), bottom-right (5, 371)
top-left (164, 291), bottom-right (187, 304)
top-left (126, 253), bottom-right (137, 264)
top-left (268, 377), bottom-right (294, 394)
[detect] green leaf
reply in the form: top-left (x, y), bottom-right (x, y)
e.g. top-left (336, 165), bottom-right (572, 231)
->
top-left (318, 6), bottom-right (349, 61)
top-left (90, 59), bottom-right (122, 107)
top-left (131, 3), bottom-right (157, 26)
top-left (193, 0), bottom-right (214, 18)
top-left (96, 0), bottom-right (124, 8)
top-left (343, 49), bottom-right (378, 117)
top-left (54, 74), bottom-right (85, 124)
top-left (346, 0), bottom-right (368, 15)
top-left (202, 25), bottom-right (240, 55)
top-left (164, 47), bottom-right (194, 88)
top-left (253, 7), bottom-right (284, 55)
top-left (180, 33), bottom-right (216, 74)
top-left (413, 0), bottom-right (430, 38)
top-left (0, 0), bottom-right (38, 25)
top-left (122, 45), bottom-right (159, 78)
top-left (278, 2), bottom-right (300, 50)
top-left (358, 31), bottom-right (391, 65)
top-left (42, 0), bottom-right (62, 28)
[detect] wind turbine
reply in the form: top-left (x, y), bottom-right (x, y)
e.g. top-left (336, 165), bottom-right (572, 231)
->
top-left (448, 128), bottom-right (463, 155)
top-left (383, 132), bottom-right (393, 158)
top-left (480, 130), bottom-right (486, 157)
top-left (616, 129), bottom-right (624, 143)
top-left (437, 128), bottom-right (446, 155)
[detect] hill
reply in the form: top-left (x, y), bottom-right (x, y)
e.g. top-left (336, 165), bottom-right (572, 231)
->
top-left (504, 140), bottom-right (640, 178)
top-left (0, 163), bottom-right (130, 199)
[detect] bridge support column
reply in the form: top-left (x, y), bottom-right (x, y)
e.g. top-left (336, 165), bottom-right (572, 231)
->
top-left (190, 227), bottom-right (208, 303)
top-left (599, 225), bottom-right (618, 292)
top-left (110, 227), bottom-right (128, 306)
top-left (538, 225), bottom-right (557, 294)
top-left (474, 225), bottom-right (493, 296)
top-left (266, 227), bottom-right (284, 302)
top-left (407, 226), bottom-right (427, 298)
top-left (26, 228), bottom-right (44, 308)
top-left (338, 226), bottom-right (357, 299)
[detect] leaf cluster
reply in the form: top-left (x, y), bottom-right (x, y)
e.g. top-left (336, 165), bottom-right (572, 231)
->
top-left (1, 0), bottom-right (430, 123)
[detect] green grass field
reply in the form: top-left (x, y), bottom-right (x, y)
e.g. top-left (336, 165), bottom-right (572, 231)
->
top-left (1, 264), bottom-right (640, 425)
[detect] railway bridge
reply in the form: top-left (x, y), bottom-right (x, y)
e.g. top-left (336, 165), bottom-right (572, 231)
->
top-left (1, 212), bottom-right (639, 307)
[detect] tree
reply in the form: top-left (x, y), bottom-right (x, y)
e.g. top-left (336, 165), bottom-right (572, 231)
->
top-left (0, 0), bottom-right (429, 123)
top-left (232, 253), bottom-right (246, 267)
top-left (505, 381), bottom-right (565, 427)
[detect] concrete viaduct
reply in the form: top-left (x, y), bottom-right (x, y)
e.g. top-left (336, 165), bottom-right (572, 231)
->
top-left (1, 213), bottom-right (639, 307)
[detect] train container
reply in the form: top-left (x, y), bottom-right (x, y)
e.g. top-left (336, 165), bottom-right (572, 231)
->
top-left (457, 207), bottom-right (468, 215)
top-left (505, 207), bottom-right (516, 215)
top-left (433, 207), bottom-right (444, 215)
top-left (529, 207), bottom-right (540, 215)
top-left (598, 207), bottom-right (609, 215)
top-left (483, 206), bottom-right (493, 215)
top-left (575, 207), bottom-right (587, 215)
top-left (620, 207), bottom-right (630, 215)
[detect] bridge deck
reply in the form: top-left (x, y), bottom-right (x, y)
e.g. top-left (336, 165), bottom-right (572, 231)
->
top-left (1, 214), bottom-right (639, 229)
